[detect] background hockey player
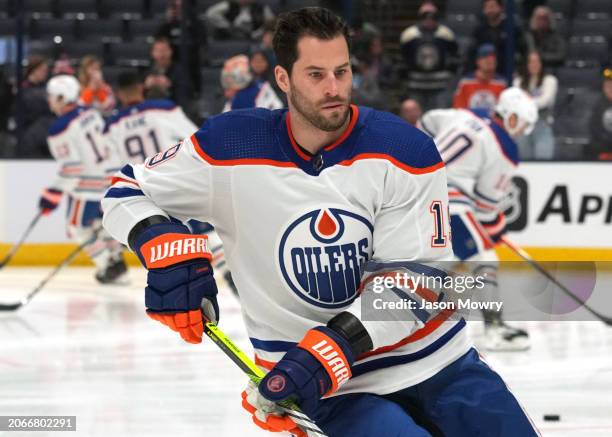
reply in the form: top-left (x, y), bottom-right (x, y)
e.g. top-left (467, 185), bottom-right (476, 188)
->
top-left (104, 71), bottom-right (198, 165)
top-left (41, 75), bottom-right (127, 284)
top-left (102, 8), bottom-right (539, 437)
top-left (221, 54), bottom-right (284, 112)
top-left (420, 87), bottom-right (538, 351)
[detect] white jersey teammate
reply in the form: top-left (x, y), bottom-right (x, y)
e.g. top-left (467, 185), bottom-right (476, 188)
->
top-left (420, 87), bottom-right (538, 351)
top-left (39, 75), bottom-right (126, 283)
top-left (103, 71), bottom-right (228, 281)
top-left (104, 72), bottom-right (198, 166)
top-left (102, 9), bottom-right (539, 437)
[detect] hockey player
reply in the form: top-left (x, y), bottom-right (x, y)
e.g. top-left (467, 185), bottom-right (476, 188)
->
top-left (40, 75), bottom-right (127, 284)
top-left (221, 54), bottom-right (284, 112)
top-left (102, 8), bottom-right (539, 437)
top-left (104, 71), bottom-right (198, 165)
top-left (420, 87), bottom-right (538, 351)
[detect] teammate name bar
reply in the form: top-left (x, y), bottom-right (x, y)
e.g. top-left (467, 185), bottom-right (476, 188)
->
top-left (0, 416), bottom-right (76, 431)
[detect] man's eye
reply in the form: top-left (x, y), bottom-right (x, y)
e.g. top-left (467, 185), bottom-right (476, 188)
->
top-left (309, 72), bottom-right (322, 78)
top-left (336, 69), bottom-right (347, 76)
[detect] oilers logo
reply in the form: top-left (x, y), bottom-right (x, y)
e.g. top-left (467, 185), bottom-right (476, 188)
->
top-left (278, 208), bottom-right (373, 309)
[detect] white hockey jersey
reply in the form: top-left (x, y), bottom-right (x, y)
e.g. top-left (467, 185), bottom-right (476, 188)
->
top-left (420, 108), bottom-right (519, 230)
top-left (47, 106), bottom-right (113, 201)
top-left (102, 105), bottom-right (471, 395)
top-left (104, 99), bottom-right (198, 165)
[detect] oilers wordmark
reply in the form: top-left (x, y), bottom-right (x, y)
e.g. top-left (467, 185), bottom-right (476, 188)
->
top-left (278, 208), bottom-right (373, 309)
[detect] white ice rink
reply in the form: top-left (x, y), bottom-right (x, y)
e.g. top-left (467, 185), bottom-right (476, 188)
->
top-left (1, 267), bottom-right (611, 437)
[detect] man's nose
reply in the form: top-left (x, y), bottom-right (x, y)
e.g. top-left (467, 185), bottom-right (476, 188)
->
top-left (324, 72), bottom-right (339, 96)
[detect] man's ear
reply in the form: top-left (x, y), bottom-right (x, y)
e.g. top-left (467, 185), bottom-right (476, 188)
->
top-left (274, 65), bottom-right (290, 94)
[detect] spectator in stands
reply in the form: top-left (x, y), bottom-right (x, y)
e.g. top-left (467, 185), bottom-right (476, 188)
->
top-left (399, 1), bottom-right (459, 111)
top-left (588, 67), bottom-right (612, 160)
top-left (259, 20), bottom-right (276, 51)
top-left (399, 98), bottom-right (423, 126)
top-left (525, 6), bottom-right (566, 69)
top-left (352, 30), bottom-right (394, 110)
top-left (205, 0), bottom-right (275, 40)
top-left (221, 54), bottom-right (283, 112)
top-left (250, 47), bottom-right (275, 83)
top-left (250, 37), bottom-right (283, 101)
top-left (20, 55), bottom-right (54, 158)
top-left (470, 0), bottom-right (526, 77)
top-left (453, 44), bottom-right (507, 112)
top-left (145, 36), bottom-right (193, 106)
top-left (52, 54), bottom-right (75, 76)
top-left (513, 51), bottom-right (558, 159)
top-left (156, 0), bottom-right (204, 95)
top-left (78, 55), bottom-right (116, 117)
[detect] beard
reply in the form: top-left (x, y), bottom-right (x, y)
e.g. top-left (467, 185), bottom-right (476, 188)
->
top-left (289, 83), bottom-right (351, 132)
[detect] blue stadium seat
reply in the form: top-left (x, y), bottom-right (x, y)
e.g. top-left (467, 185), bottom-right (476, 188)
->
top-left (76, 18), bottom-right (124, 41)
top-left (129, 18), bottom-right (163, 41)
top-left (102, 65), bottom-right (126, 86)
top-left (150, 0), bottom-right (170, 18)
top-left (60, 40), bottom-right (106, 61)
top-left (31, 18), bottom-right (76, 40)
top-left (446, 14), bottom-right (479, 38)
top-left (571, 17), bottom-right (611, 38)
top-left (108, 41), bottom-right (151, 66)
top-left (0, 0), bottom-right (9, 18)
top-left (282, 0), bottom-right (321, 11)
top-left (205, 39), bottom-right (251, 67)
top-left (554, 138), bottom-right (588, 160)
top-left (0, 18), bottom-right (16, 35)
top-left (567, 36), bottom-right (609, 65)
top-left (100, 0), bottom-right (144, 18)
top-left (446, 0), bottom-right (482, 17)
top-left (199, 66), bottom-right (224, 117)
top-left (57, 0), bottom-right (99, 18)
top-left (23, 0), bottom-right (55, 18)
top-left (556, 66), bottom-right (602, 89)
top-left (576, 0), bottom-right (612, 16)
top-left (547, 0), bottom-right (573, 18)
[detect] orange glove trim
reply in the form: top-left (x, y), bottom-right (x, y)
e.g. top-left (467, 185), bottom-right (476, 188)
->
top-left (140, 233), bottom-right (212, 269)
top-left (297, 329), bottom-right (351, 396)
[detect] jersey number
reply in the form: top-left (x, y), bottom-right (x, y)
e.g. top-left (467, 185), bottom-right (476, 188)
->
top-left (438, 132), bottom-right (473, 165)
top-left (85, 131), bottom-right (105, 163)
top-left (124, 130), bottom-right (161, 162)
top-left (430, 201), bottom-right (448, 247)
top-left (146, 142), bottom-right (182, 168)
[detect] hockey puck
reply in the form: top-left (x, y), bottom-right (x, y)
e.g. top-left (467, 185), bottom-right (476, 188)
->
top-left (543, 414), bottom-right (560, 421)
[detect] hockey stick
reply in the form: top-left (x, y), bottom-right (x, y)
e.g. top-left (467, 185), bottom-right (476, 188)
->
top-left (500, 236), bottom-right (612, 326)
top-left (0, 211), bottom-right (43, 269)
top-left (202, 317), bottom-right (328, 437)
top-left (0, 232), bottom-right (98, 312)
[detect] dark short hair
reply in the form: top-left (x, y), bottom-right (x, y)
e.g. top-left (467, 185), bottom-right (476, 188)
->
top-left (117, 71), bottom-right (143, 90)
top-left (272, 7), bottom-right (350, 75)
top-left (152, 35), bottom-right (172, 48)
